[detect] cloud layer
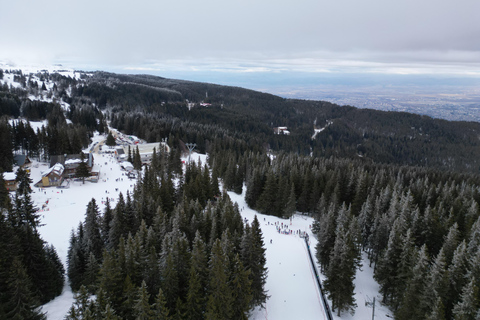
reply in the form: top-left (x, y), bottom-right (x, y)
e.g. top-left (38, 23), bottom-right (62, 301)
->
top-left (2, 0), bottom-right (480, 75)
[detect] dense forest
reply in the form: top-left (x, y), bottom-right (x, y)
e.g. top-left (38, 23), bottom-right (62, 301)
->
top-left (1, 68), bottom-right (479, 319)
top-left (0, 168), bottom-right (64, 319)
top-left (65, 157), bottom-right (268, 319)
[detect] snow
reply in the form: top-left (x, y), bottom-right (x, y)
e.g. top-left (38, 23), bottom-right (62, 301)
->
top-left (3, 172), bottom-right (16, 180)
top-left (26, 142), bottom-right (390, 319)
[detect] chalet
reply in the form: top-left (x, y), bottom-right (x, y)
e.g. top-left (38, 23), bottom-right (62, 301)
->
top-left (3, 172), bottom-right (17, 191)
top-left (14, 154), bottom-right (32, 171)
top-left (50, 153), bottom-right (95, 178)
top-left (36, 163), bottom-right (64, 187)
top-left (274, 127), bottom-right (290, 135)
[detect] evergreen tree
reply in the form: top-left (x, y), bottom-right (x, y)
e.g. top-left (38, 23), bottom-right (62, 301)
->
top-left (256, 170), bottom-right (279, 216)
top-left (205, 239), bottom-right (233, 320)
top-left (134, 281), bottom-right (153, 320)
top-left (315, 202), bottom-right (338, 272)
top-left (230, 253), bottom-right (253, 320)
top-left (83, 198), bottom-right (104, 261)
top-left (105, 131), bottom-right (116, 146)
top-left (98, 250), bottom-right (124, 312)
top-left (185, 232), bottom-right (208, 320)
top-left (101, 198), bottom-right (113, 245)
top-left (283, 182), bottom-right (296, 218)
top-left (324, 206), bottom-right (360, 316)
top-left (152, 288), bottom-right (170, 320)
top-left (76, 152), bottom-right (91, 184)
top-left (128, 146), bottom-right (133, 163)
top-left (426, 296), bottom-right (447, 320)
top-left (451, 277), bottom-right (479, 320)
top-left (240, 215), bottom-right (268, 307)
top-left (0, 121), bottom-right (14, 172)
top-left (423, 248), bottom-right (449, 317)
top-left (395, 244), bottom-right (430, 320)
top-left (134, 145), bottom-right (142, 171)
top-left (5, 258), bottom-right (46, 320)
top-left (447, 240), bottom-right (470, 318)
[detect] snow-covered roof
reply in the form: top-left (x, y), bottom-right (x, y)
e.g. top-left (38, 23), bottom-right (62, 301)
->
top-left (65, 159), bottom-right (83, 165)
top-left (121, 161), bottom-right (133, 168)
top-left (42, 163), bottom-right (64, 177)
top-left (3, 172), bottom-right (16, 181)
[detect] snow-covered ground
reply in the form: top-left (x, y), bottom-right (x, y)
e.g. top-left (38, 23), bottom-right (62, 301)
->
top-left (18, 135), bottom-right (390, 319)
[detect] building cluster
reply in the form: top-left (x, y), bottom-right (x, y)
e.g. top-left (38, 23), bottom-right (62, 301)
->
top-left (34, 153), bottom-right (96, 187)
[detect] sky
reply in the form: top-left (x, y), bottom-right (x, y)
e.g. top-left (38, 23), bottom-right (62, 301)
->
top-left (2, 0), bottom-right (480, 86)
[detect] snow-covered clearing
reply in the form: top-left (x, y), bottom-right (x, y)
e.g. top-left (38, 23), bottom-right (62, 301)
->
top-left (18, 137), bottom-right (390, 319)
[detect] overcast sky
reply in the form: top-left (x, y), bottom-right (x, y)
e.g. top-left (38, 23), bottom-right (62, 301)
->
top-left (2, 0), bottom-right (480, 79)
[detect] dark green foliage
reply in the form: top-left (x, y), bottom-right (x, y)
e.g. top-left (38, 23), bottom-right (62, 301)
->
top-left (105, 131), bottom-right (116, 146)
top-left (0, 120), bottom-right (14, 171)
top-left (5, 258), bottom-right (46, 320)
top-left (241, 215), bottom-right (268, 308)
top-left (133, 145), bottom-right (142, 171)
top-left (64, 159), bottom-right (264, 319)
top-left (76, 152), bottom-right (90, 184)
top-left (0, 188), bottom-right (64, 316)
top-left (205, 239), bottom-right (233, 320)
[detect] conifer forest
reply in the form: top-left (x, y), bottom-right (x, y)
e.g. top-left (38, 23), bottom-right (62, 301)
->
top-left (1, 69), bottom-right (479, 319)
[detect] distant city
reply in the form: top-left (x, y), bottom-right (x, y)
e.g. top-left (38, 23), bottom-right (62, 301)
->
top-left (269, 84), bottom-right (480, 123)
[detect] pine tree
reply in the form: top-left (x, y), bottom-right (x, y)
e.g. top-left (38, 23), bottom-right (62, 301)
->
top-left (134, 281), bottom-right (153, 320)
top-left (105, 132), bottom-right (116, 146)
top-left (98, 250), bottom-right (124, 312)
top-left (152, 288), bottom-right (170, 320)
top-left (76, 152), bottom-right (91, 184)
top-left (109, 193), bottom-right (126, 249)
top-left (426, 296), bottom-right (447, 320)
top-left (447, 240), bottom-right (470, 318)
top-left (423, 248), bottom-right (449, 317)
top-left (395, 244), bottom-right (430, 320)
top-left (5, 258), bottom-right (46, 320)
top-left (185, 232), bottom-right (208, 320)
top-left (375, 217), bottom-right (405, 305)
top-left (128, 146), bottom-right (133, 163)
top-left (256, 170), bottom-right (279, 216)
top-left (442, 222), bottom-right (460, 265)
top-left (230, 253), bottom-right (253, 320)
top-left (134, 145), bottom-right (142, 171)
top-left (101, 198), bottom-right (113, 245)
top-left (83, 198), bottom-right (104, 261)
top-left (451, 277), bottom-right (479, 320)
top-left (315, 202), bottom-right (338, 272)
top-left (206, 239), bottom-right (233, 320)
top-left (324, 207), bottom-right (360, 316)
top-left (283, 182), bottom-right (296, 218)
top-left (67, 225), bottom-right (87, 292)
top-left (83, 252), bottom-right (100, 293)
top-left (245, 168), bottom-right (264, 208)
top-left (240, 215), bottom-right (268, 308)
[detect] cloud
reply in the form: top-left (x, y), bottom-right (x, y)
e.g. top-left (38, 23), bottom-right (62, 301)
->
top-left (1, 0), bottom-right (480, 76)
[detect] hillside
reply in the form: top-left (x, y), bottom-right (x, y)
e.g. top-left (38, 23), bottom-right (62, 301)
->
top-left (2, 67), bottom-right (480, 172)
